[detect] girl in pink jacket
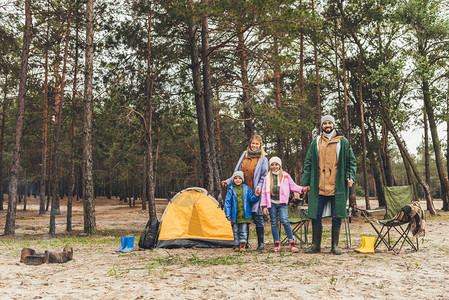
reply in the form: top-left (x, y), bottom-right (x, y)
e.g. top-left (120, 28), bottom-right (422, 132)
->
top-left (260, 156), bottom-right (303, 252)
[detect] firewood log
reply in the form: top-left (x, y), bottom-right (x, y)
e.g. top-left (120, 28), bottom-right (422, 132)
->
top-left (44, 250), bottom-right (69, 263)
top-left (25, 254), bottom-right (44, 265)
top-left (63, 247), bottom-right (74, 261)
top-left (20, 248), bottom-right (36, 263)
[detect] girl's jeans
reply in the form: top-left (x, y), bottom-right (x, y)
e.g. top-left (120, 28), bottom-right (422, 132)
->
top-left (269, 203), bottom-right (294, 242)
top-left (232, 223), bottom-right (249, 244)
top-left (311, 195), bottom-right (342, 228)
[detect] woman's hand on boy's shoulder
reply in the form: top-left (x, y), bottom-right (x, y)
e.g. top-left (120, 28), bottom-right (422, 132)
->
top-left (221, 180), bottom-right (228, 187)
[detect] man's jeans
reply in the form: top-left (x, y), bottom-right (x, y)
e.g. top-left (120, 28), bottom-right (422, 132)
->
top-left (232, 223), bottom-right (249, 245)
top-left (269, 203), bottom-right (294, 242)
top-left (311, 195), bottom-right (342, 228)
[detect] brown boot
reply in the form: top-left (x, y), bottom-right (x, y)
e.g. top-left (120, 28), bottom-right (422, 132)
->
top-left (239, 242), bottom-right (247, 252)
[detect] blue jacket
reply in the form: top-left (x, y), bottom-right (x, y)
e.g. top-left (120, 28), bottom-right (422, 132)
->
top-left (224, 184), bottom-right (260, 223)
top-left (225, 151), bottom-right (268, 214)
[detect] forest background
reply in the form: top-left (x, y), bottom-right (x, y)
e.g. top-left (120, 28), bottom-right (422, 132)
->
top-left (0, 0), bottom-right (448, 236)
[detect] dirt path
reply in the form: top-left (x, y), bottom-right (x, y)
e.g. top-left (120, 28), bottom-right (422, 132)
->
top-left (1, 196), bottom-right (448, 299)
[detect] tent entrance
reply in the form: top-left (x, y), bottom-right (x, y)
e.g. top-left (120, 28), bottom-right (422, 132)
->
top-left (188, 202), bottom-right (205, 237)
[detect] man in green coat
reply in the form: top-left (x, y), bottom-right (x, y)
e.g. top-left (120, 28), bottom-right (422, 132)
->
top-left (301, 115), bottom-right (356, 255)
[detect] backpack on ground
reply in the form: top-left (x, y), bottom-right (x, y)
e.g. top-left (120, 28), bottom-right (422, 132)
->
top-left (138, 217), bottom-right (159, 249)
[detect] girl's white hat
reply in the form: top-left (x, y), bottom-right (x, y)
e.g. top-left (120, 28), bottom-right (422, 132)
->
top-left (269, 156), bottom-right (282, 167)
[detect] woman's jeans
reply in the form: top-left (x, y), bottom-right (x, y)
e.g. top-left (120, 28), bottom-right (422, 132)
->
top-left (269, 203), bottom-right (294, 242)
top-left (311, 195), bottom-right (342, 228)
top-left (232, 223), bottom-right (249, 244)
top-left (252, 212), bottom-right (264, 228)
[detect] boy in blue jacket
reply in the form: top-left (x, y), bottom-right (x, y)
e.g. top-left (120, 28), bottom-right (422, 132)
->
top-left (224, 171), bottom-right (260, 252)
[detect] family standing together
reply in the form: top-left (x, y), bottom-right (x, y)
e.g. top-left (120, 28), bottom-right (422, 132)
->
top-left (223, 115), bottom-right (357, 255)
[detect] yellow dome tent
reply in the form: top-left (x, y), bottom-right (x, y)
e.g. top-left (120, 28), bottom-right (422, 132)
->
top-left (156, 187), bottom-right (234, 248)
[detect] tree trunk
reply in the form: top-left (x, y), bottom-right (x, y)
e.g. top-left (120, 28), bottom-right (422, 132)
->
top-left (424, 108), bottom-right (430, 186)
top-left (341, 39), bottom-right (349, 137)
top-left (422, 79), bottom-right (449, 211)
top-left (23, 169), bottom-right (27, 211)
top-left (201, 14), bottom-right (221, 201)
top-left (4, 0), bottom-right (32, 235)
top-left (39, 16), bottom-right (50, 216)
top-left (49, 33), bottom-right (61, 212)
top-left (82, 0), bottom-right (96, 235)
top-left (398, 145), bottom-right (416, 195)
top-left (340, 32), bottom-right (357, 212)
top-left (216, 95), bottom-right (222, 156)
top-left (380, 122), bottom-right (395, 186)
top-left (142, 155), bottom-right (147, 210)
top-left (67, 10), bottom-right (80, 232)
top-left (273, 39), bottom-right (285, 158)
top-left (334, 32), bottom-right (344, 132)
top-left (77, 166), bottom-right (82, 200)
top-left (237, 26), bottom-right (254, 141)
top-left (0, 72), bottom-right (8, 210)
top-left (132, 184), bottom-right (136, 207)
top-left (299, 1), bottom-right (304, 98)
top-left (299, 9), bottom-right (309, 172)
top-left (368, 142), bottom-right (386, 207)
top-left (312, 0), bottom-right (321, 132)
top-left (358, 58), bottom-right (370, 209)
top-left (447, 85), bottom-right (449, 190)
top-left (46, 145), bottom-right (52, 211)
top-left (379, 93), bottom-right (436, 215)
top-left (49, 42), bottom-right (62, 231)
top-left (145, 10), bottom-right (156, 219)
top-left (50, 5), bottom-right (72, 235)
top-left (154, 127), bottom-right (160, 193)
top-left (367, 117), bottom-right (386, 207)
top-left (106, 170), bottom-right (111, 199)
top-left (187, 9), bottom-right (214, 193)
top-left (127, 172), bottom-right (131, 207)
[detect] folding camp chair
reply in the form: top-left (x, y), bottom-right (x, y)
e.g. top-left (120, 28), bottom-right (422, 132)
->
top-left (359, 185), bottom-right (419, 253)
top-left (280, 204), bottom-right (309, 248)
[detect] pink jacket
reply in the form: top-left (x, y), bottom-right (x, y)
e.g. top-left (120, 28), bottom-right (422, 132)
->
top-left (260, 171), bottom-right (303, 208)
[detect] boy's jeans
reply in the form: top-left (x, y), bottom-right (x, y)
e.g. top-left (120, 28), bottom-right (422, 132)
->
top-left (269, 203), bottom-right (294, 242)
top-left (232, 223), bottom-right (249, 244)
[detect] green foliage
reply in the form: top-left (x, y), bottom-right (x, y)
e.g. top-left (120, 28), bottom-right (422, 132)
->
top-left (0, 0), bottom-right (448, 214)
top-left (354, 183), bottom-right (365, 197)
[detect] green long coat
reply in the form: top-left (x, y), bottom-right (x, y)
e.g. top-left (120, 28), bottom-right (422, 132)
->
top-left (301, 135), bottom-right (356, 219)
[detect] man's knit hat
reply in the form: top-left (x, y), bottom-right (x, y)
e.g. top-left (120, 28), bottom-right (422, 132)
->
top-left (269, 156), bottom-right (282, 167)
top-left (321, 115), bottom-right (335, 128)
top-left (232, 171), bottom-right (244, 182)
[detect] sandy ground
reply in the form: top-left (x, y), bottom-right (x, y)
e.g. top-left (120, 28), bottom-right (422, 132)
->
top-left (1, 195), bottom-right (449, 299)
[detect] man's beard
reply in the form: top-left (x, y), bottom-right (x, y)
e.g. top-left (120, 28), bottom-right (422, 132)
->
top-left (322, 127), bottom-right (334, 134)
